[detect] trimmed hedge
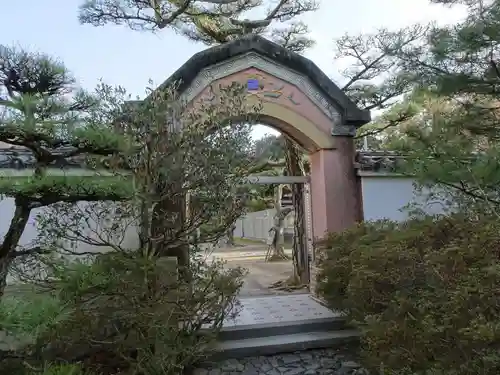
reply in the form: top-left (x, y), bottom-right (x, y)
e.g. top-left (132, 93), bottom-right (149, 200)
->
top-left (315, 214), bottom-right (500, 375)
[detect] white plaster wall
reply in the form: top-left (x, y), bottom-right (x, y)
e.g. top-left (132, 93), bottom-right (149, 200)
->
top-left (361, 176), bottom-right (447, 222)
top-left (0, 197), bottom-right (140, 284)
top-left (0, 198), bottom-right (140, 250)
top-left (233, 209), bottom-right (294, 241)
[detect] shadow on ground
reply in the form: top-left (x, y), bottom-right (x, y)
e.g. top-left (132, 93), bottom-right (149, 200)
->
top-left (207, 244), bottom-right (307, 297)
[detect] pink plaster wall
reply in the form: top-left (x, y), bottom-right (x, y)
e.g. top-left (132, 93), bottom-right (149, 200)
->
top-left (193, 68), bottom-right (333, 135)
top-left (190, 67), bottom-right (361, 238)
top-left (310, 138), bottom-right (360, 239)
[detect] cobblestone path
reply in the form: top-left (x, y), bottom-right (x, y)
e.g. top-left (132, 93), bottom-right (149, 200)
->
top-left (191, 348), bottom-right (370, 375)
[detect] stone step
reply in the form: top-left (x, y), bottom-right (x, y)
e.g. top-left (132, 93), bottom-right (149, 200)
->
top-left (210, 329), bottom-right (360, 361)
top-left (218, 315), bottom-right (347, 341)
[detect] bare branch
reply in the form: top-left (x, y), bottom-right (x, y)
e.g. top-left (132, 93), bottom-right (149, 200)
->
top-left (336, 24), bottom-right (428, 111)
top-left (78, 0), bottom-right (319, 47)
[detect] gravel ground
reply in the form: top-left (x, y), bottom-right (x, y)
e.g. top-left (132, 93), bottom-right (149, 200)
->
top-left (191, 348), bottom-right (370, 375)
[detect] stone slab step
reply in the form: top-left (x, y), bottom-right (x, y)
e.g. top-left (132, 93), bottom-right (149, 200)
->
top-left (218, 316), bottom-right (347, 341)
top-left (210, 329), bottom-right (360, 360)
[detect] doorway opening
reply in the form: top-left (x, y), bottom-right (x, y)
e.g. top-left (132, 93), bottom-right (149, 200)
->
top-left (204, 125), bottom-right (315, 297)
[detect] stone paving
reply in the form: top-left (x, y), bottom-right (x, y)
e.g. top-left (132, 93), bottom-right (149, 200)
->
top-left (190, 249), bottom-right (364, 375)
top-left (207, 244), bottom-right (307, 297)
top-left (231, 259), bottom-right (303, 296)
top-left (221, 294), bottom-right (341, 327)
top-left (191, 348), bottom-right (370, 375)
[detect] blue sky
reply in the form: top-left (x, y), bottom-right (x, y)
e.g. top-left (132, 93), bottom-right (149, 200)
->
top-left (1, 0), bottom-right (464, 139)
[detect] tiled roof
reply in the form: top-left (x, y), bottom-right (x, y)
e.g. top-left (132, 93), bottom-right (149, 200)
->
top-left (0, 145), bottom-right (407, 172)
top-left (355, 151), bottom-right (407, 172)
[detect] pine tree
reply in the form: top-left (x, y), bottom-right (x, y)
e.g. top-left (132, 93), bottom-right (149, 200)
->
top-left (0, 46), bottom-right (131, 296)
top-left (376, 0), bottom-right (500, 213)
top-left (79, 0), bottom-right (319, 50)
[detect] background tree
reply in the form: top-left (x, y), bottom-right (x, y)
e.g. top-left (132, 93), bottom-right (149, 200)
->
top-left (368, 0), bottom-right (500, 214)
top-left (0, 45), bottom-right (131, 297)
top-left (378, 90), bottom-right (500, 215)
top-left (253, 133), bottom-right (285, 161)
top-left (0, 77), bottom-right (255, 372)
top-left (79, 0), bottom-right (319, 49)
top-left (332, 24), bottom-right (429, 148)
top-left (0, 43), bottom-right (261, 295)
top-left (27, 80), bottom-right (259, 277)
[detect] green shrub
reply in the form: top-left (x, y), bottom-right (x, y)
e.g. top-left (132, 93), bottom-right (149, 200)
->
top-left (0, 292), bottom-right (66, 375)
top-left (316, 214), bottom-right (500, 375)
top-left (3, 363), bottom-right (93, 375)
top-left (35, 250), bottom-right (246, 375)
top-left (315, 219), bottom-right (396, 313)
top-left (36, 363), bottom-right (88, 375)
top-left (0, 293), bottom-right (62, 337)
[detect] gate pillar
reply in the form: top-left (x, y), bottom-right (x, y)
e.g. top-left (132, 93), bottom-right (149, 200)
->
top-left (310, 137), bottom-right (363, 240)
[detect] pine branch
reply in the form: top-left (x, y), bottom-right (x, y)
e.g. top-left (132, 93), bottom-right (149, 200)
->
top-left (0, 176), bottom-right (133, 208)
top-left (8, 246), bottom-right (52, 259)
top-left (0, 126), bottom-right (125, 161)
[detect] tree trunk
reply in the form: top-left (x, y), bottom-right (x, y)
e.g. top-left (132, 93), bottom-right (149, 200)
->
top-left (223, 223), bottom-right (236, 247)
top-left (290, 182), bottom-right (308, 284)
top-left (284, 139), bottom-right (309, 285)
top-left (267, 185), bottom-right (292, 261)
top-left (139, 200), bottom-right (150, 251)
top-left (150, 193), bottom-right (189, 279)
top-left (0, 202), bottom-right (32, 298)
top-left (0, 257), bottom-right (11, 299)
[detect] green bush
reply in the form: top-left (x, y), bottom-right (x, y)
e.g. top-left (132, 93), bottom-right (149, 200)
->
top-left (36, 363), bottom-right (88, 375)
top-left (34, 250), bottom-right (246, 375)
top-left (0, 293), bottom-right (62, 337)
top-left (0, 291), bottom-right (66, 375)
top-left (315, 219), bottom-right (397, 313)
top-left (315, 214), bottom-right (500, 375)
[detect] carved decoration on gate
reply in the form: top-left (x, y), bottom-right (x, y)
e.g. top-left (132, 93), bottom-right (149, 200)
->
top-left (245, 73), bottom-right (301, 105)
top-left (181, 52), bottom-right (341, 123)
